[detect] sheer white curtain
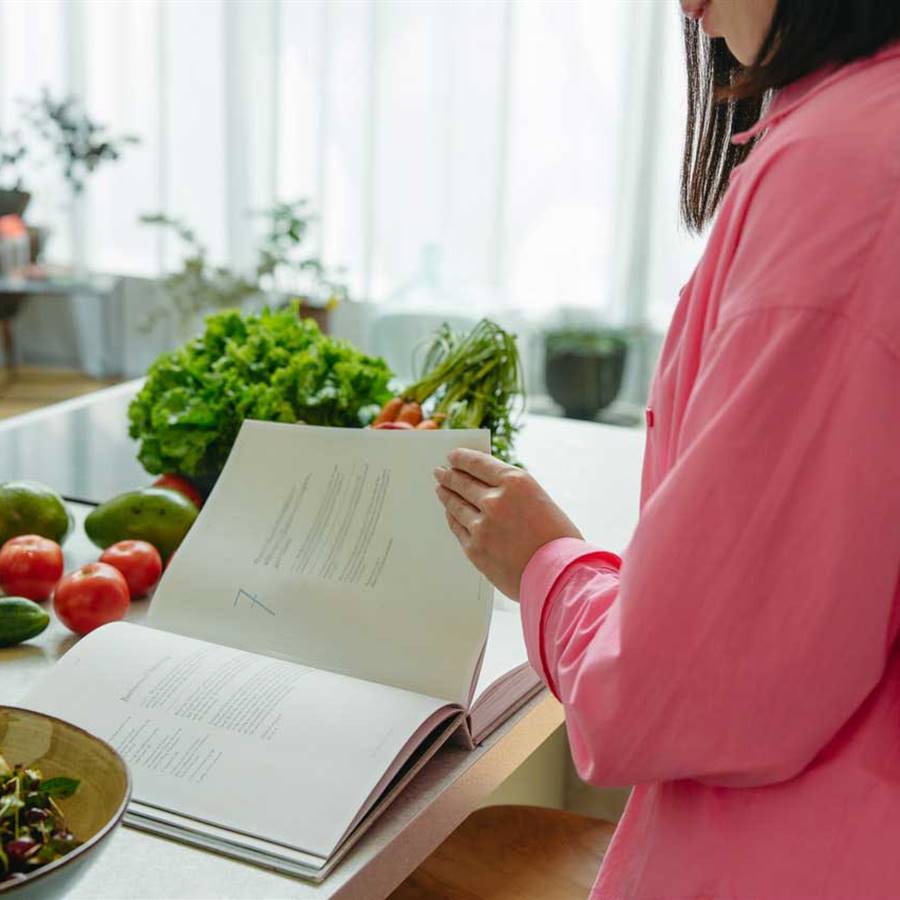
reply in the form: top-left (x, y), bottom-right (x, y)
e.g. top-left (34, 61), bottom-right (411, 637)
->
top-left (0, 0), bottom-right (703, 337)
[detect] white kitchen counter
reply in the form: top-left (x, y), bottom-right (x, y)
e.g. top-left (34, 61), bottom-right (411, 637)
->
top-left (0, 384), bottom-right (644, 898)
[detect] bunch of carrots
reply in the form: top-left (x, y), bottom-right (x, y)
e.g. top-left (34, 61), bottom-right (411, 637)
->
top-left (370, 399), bottom-right (444, 430)
top-left (367, 319), bottom-right (524, 464)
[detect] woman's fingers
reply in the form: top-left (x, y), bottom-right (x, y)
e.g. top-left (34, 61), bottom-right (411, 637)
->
top-left (435, 484), bottom-right (479, 531)
top-left (435, 452), bottom-right (583, 599)
top-left (433, 465), bottom-right (492, 509)
top-left (446, 448), bottom-right (510, 486)
top-left (445, 509), bottom-right (469, 546)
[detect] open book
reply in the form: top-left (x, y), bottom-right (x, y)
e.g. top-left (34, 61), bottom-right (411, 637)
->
top-left (23, 421), bottom-right (542, 881)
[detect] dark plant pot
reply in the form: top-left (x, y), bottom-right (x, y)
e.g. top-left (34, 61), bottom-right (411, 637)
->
top-left (295, 296), bottom-right (331, 334)
top-left (545, 345), bottom-right (627, 420)
top-left (0, 189), bottom-right (31, 217)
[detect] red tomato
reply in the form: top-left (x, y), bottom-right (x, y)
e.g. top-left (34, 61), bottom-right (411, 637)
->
top-left (0, 535), bottom-right (64, 601)
top-left (152, 474), bottom-right (202, 509)
top-left (53, 562), bottom-right (130, 634)
top-left (100, 540), bottom-right (163, 598)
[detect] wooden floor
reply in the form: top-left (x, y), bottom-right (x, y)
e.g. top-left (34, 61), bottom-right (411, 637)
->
top-left (0, 366), bottom-right (121, 420)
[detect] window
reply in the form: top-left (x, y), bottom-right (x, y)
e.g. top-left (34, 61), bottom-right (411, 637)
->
top-left (0, 0), bottom-right (703, 332)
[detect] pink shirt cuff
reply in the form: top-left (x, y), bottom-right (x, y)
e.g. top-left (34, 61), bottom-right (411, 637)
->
top-left (519, 537), bottom-right (622, 698)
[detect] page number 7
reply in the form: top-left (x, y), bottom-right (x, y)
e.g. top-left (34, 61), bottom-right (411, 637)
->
top-left (234, 588), bottom-right (275, 616)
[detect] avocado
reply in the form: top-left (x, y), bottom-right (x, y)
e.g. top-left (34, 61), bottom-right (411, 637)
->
top-left (85, 487), bottom-right (198, 560)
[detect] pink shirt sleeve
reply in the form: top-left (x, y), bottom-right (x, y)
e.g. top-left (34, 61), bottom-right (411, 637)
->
top-left (520, 306), bottom-right (900, 789)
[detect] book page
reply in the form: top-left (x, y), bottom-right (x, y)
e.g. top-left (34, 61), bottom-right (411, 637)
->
top-left (23, 622), bottom-right (456, 860)
top-left (149, 421), bottom-right (493, 705)
top-left (473, 607), bottom-right (531, 705)
top-left (468, 607), bottom-right (543, 743)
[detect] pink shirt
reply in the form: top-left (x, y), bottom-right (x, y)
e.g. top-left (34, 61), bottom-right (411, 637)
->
top-left (520, 43), bottom-right (900, 899)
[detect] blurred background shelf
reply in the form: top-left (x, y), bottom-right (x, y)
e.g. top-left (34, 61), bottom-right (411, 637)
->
top-left (0, 272), bottom-right (119, 373)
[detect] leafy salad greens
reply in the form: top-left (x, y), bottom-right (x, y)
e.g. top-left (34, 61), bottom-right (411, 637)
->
top-left (128, 305), bottom-right (393, 479)
top-left (1, 755), bottom-right (81, 884)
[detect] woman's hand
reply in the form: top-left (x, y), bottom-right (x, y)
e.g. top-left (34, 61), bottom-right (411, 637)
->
top-left (434, 449), bottom-right (582, 600)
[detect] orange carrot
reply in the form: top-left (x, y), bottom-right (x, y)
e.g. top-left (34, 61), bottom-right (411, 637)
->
top-left (372, 397), bottom-right (403, 426)
top-left (416, 419), bottom-right (439, 430)
top-left (372, 421), bottom-right (414, 430)
top-left (396, 401), bottom-right (423, 426)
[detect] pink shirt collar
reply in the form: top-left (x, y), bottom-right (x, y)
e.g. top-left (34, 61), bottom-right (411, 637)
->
top-left (732, 41), bottom-right (900, 146)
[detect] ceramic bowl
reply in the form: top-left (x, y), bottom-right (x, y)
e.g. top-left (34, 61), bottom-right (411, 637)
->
top-left (0, 707), bottom-right (131, 899)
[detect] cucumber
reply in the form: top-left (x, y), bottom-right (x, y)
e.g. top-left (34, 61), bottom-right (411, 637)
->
top-left (0, 596), bottom-right (50, 647)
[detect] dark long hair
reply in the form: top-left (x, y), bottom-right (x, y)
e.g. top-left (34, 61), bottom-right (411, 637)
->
top-left (681, 0), bottom-right (900, 232)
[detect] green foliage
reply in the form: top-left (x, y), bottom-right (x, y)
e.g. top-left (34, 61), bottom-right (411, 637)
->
top-left (139, 213), bottom-right (258, 331)
top-left (544, 327), bottom-right (629, 357)
top-left (141, 200), bottom-right (349, 330)
top-left (1, 89), bottom-right (137, 195)
top-left (24, 88), bottom-right (138, 194)
top-left (405, 319), bottom-right (525, 464)
top-left (254, 199), bottom-right (349, 304)
top-left (0, 130), bottom-right (27, 191)
top-left (37, 778), bottom-right (80, 800)
top-left (128, 304), bottom-right (394, 478)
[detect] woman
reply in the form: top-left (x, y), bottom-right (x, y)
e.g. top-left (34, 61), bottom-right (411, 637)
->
top-left (434, 1), bottom-right (900, 897)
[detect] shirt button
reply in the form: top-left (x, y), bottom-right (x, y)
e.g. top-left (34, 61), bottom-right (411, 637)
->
top-left (645, 407), bottom-right (655, 428)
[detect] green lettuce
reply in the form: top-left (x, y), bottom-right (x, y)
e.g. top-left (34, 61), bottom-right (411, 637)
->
top-left (128, 305), bottom-right (393, 478)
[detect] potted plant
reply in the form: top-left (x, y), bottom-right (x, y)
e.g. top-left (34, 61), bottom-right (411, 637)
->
top-left (544, 326), bottom-right (629, 420)
top-left (255, 199), bottom-right (349, 307)
top-left (140, 200), bottom-right (348, 336)
top-left (138, 212), bottom-right (258, 338)
top-left (0, 90), bottom-right (138, 261)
